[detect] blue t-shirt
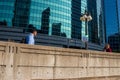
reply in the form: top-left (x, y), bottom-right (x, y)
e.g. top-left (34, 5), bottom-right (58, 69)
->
top-left (26, 33), bottom-right (35, 45)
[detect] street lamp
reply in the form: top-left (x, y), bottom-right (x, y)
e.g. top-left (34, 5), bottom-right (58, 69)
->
top-left (80, 10), bottom-right (92, 49)
top-left (80, 11), bottom-right (92, 35)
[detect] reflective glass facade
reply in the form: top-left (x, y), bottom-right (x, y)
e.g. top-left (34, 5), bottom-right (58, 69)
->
top-left (96, 0), bottom-right (105, 44)
top-left (71, 0), bottom-right (82, 39)
top-left (13, 0), bottom-right (31, 27)
top-left (0, 0), bottom-right (15, 26)
top-left (29, 0), bottom-right (71, 38)
top-left (87, 0), bottom-right (99, 43)
top-left (0, 0), bottom-right (105, 44)
top-left (104, 0), bottom-right (119, 42)
top-left (0, 0), bottom-right (71, 38)
top-left (71, 0), bottom-right (105, 44)
top-left (81, 0), bottom-right (88, 41)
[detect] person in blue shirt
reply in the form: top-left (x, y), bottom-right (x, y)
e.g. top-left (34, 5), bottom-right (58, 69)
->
top-left (26, 29), bottom-right (37, 45)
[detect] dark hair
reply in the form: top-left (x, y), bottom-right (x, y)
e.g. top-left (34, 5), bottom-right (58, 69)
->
top-left (30, 29), bottom-right (37, 33)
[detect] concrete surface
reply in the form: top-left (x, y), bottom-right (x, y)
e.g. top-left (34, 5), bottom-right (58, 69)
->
top-left (0, 41), bottom-right (120, 80)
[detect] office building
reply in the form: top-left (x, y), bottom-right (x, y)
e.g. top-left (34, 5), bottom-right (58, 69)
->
top-left (108, 33), bottom-right (120, 52)
top-left (71, 0), bottom-right (82, 39)
top-left (41, 7), bottom-right (50, 34)
top-left (86, 0), bottom-right (105, 44)
top-left (98, 0), bottom-right (105, 44)
top-left (0, 0), bottom-right (71, 37)
top-left (12, 0), bottom-right (31, 27)
top-left (87, 0), bottom-right (98, 43)
top-left (52, 23), bottom-right (61, 36)
top-left (29, 0), bottom-right (71, 37)
top-left (77, 0), bottom-right (105, 44)
top-left (0, 0), bottom-right (105, 50)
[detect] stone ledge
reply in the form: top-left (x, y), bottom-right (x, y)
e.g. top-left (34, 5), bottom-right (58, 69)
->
top-left (32, 75), bottom-right (120, 80)
top-left (0, 41), bottom-right (120, 80)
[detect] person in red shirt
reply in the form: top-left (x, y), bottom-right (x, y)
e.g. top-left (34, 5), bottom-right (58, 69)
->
top-left (103, 44), bottom-right (112, 52)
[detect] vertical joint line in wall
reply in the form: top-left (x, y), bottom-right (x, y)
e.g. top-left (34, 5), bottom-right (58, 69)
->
top-left (8, 44), bottom-right (11, 53)
top-left (12, 46), bottom-right (14, 53)
top-left (87, 53), bottom-right (90, 76)
top-left (16, 47), bottom-right (20, 54)
top-left (53, 54), bottom-right (56, 79)
top-left (109, 55), bottom-right (110, 75)
top-left (15, 47), bottom-right (18, 53)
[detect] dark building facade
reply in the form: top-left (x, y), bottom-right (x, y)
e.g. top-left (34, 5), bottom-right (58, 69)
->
top-left (12, 0), bottom-right (31, 27)
top-left (108, 33), bottom-right (120, 52)
top-left (91, 0), bottom-right (105, 44)
top-left (71, 0), bottom-right (105, 44)
top-left (41, 7), bottom-right (50, 34)
top-left (87, 0), bottom-right (105, 44)
top-left (104, 0), bottom-right (119, 42)
top-left (87, 0), bottom-right (98, 44)
top-left (71, 0), bottom-right (81, 39)
top-left (52, 23), bottom-right (61, 36)
top-left (99, 0), bottom-right (105, 45)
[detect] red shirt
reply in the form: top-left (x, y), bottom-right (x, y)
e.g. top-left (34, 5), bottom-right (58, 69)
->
top-left (106, 48), bottom-right (112, 52)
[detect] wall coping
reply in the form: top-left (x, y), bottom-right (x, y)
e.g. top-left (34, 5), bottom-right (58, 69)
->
top-left (0, 41), bottom-right (119, 56)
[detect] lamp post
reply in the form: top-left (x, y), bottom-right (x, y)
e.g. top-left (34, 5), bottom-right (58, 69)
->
top-left (80, 10), bottom-right (92, 49)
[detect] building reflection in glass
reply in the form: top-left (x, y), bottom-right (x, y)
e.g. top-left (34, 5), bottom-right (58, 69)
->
top-left (41, 7), bottom-right (50, 34)
top-left (12, 0), bottom-right (31, 27)
top-left (52, 23), bottom-right (61, 36)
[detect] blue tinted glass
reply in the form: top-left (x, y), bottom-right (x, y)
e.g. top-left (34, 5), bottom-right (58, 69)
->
top-left (29, 0), bottom-right (72, 38)
top-left (0, 1), bottom-right (15, 26)
top-left (0, 0), bottom-right (105, 43)
top-left (104, 0), bottom-right (119, 41)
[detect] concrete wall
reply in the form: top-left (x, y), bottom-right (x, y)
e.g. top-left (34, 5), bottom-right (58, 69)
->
top-left (0, 41), bottom-right (120, 80)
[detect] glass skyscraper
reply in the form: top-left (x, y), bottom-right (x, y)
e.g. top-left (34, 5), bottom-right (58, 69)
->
top-left (71, 0), bottom-right (81, 39)
top-left (29, 0), bottom-right (71, 38)
top-left (87, 0), bottom-right (98, 43)
top-left (71, 0), bottom-right (105, 44)
top-left (104, 0), bottom-right (119, 42)
top-left (87, 0), bottom-right (105, 44)
top-left (81, 0), bottom-right (87, 41)
top-left (97, 0), bottom-right (105, 44)
top-left (81, 0), bottom-right (105, 44)
top-left (0, 0), bottom-right (71, 38)
top-left (0, 0), bottom-right (105, 45)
